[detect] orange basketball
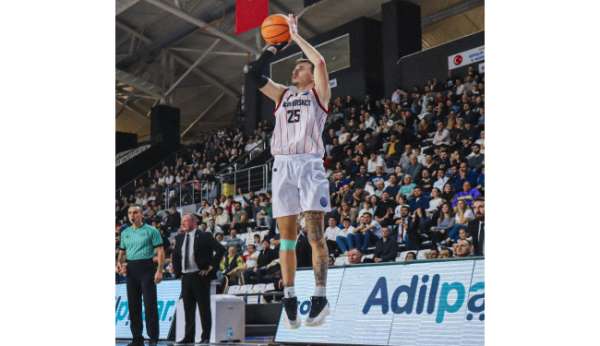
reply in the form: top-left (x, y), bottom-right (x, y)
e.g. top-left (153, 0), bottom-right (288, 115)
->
top-left (261, 14), bottom-right (290, 45)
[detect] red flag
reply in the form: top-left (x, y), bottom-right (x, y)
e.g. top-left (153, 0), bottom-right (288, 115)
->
top-left (235, 0), bottom-right (269, 35)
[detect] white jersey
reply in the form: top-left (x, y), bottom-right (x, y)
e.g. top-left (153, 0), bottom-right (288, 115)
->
top-left (271, 86), bottom-right (328, 156)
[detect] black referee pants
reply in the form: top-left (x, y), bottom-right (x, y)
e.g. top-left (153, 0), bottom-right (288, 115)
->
top-left (126, 259), bottom-right (159, 342)
top-left (181, 272), bottom-right (212, 341)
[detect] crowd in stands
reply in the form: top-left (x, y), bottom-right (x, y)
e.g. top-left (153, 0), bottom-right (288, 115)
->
top-left (116, 66), bottom-right (485, 289)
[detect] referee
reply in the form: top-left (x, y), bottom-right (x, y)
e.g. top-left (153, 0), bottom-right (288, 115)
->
top-left (117, 205), bottom-right (165, 346)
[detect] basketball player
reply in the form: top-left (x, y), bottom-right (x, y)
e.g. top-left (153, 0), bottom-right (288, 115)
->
top-left (246, 14), bottom-right (331, 328)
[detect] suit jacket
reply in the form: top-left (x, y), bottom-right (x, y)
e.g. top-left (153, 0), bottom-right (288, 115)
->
top-left (467, 219), bottom-right (485, 256)
top-left (172, 231), bottom-right (226, 279)
top-left (374, 237), bottom-right (398, 262)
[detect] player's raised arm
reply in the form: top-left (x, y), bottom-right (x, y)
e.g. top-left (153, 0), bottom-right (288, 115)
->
top-left (286, 14), bottom-right (331, 107)
top-left (245, 43), bottom-right (289, 104)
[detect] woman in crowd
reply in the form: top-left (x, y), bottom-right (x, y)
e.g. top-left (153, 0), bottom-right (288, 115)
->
top-left (447, 199), bottom-right (475, 242)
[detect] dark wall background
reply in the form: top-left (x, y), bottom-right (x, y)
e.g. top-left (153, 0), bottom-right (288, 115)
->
top-left (116, 131), bottom-right (138, 153)
top-left (242, 16), bottom-right (382, 132)
top-left (382, 0), bottom-right (422, 98)
top-left (395, 31), bottom-right (484, 90)
top-left (117, 105), bottom-right (182, 188)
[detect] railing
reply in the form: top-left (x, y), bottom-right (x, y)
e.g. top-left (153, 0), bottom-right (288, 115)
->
top-left (218, 160), bottom-right (273, 195)
top-left (163, 179), bottom-right (220, 209)
top-left (217, 137), bottom-right (271, 174)
top-left (116, 148), bottom-right (182, 199)
top-left (159, 160), bottom-right (273, 209)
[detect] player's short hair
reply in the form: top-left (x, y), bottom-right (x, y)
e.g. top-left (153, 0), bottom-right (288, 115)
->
top-left (295, 58), bottom-right (314, 73)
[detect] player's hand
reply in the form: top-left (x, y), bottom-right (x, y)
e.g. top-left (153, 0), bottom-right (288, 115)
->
top-left (199, 265), bottom-right (213, 276)
top-left (286, 14), bottom-right (300, 41)
top-left (154, 270), bottom-right (163, 284)
top-left (116, 262), bottom-right (127, 275)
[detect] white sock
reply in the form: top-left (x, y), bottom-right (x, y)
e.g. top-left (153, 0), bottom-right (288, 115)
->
top-left (284, 286), bottom-right (296, 298)
top-left (314, 286), bottom-right (326, 297)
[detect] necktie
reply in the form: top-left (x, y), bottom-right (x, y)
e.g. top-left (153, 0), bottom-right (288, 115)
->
top-left (479, 221), bottom-right (485, 256)
top-left (184, 233), bottom-right (191, 271)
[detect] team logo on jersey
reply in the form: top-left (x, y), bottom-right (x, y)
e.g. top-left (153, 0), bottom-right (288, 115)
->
top-left (320, 196), bottom-right (328, 207)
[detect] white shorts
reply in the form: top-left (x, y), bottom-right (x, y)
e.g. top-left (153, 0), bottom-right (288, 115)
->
top-left (271, 154), bottom-right (331, 218)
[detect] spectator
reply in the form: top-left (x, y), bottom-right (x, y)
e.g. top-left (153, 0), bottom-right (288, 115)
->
top-left (215, 232), bottom-right (226, 247)
top-left (404, 251), bottom-right (416, 262)
top-left (418, 169), bottom-right (434, 193)
top-left (467, 144), bottom-right (484, 170)
top-left (430, 202), bottom-right (455, 244)
top-left (454, 239), bottom-right (473, 257)
top-left (296, 227), bottom-right (312, 268)
top-left (215, 207), bottom-right (230, 229)
top-left (432, 121), bottom-right (451, 146)
top-left (348, 212), bottom-right (381, 252)
top-left (372, 227), bottom-right (398, 263)
top-left (242, 244), bottom-right (259, 283)
top-left (426, 188), bottom-right (443, 215)
top-left (452, 181), bottom-right (482, 208)
top-left (425, 249), bottom-right (439, 259)
top-left (393, 204), bottom-right (419, 250)
top-left (383, 174), bottom-right (400, 197)
top-left (399, 174), bottom-right (416, 198)
top-left (467, 198), bottom-right (485, 256)
top-left (433, 169), bottom-right (449, 192)
top-left (347, 249), bottom-right (364, 265)
top-left (403, 154), bottom-right (422, 180)
top-left (225, 228), bottom-right (245, 251)
top-left (409, 186), bottom-right (429, 212)
top-left (438, 248), bottom-right (452, 259)
top-left (220, 246), bottom-right (245, 285)
top-left (448, 199), bottom-right (475, 241)
top-left (232, 212), bottom-right (252, 234)
top-left (441, 183), bottom-right (455, 202)
top-left (205, 218), bottom-right (223, 235)
top-left (357, 200), bottom-right (375, 220)
top-left (255, 209), bottom-right (271, 229)
top-left (335, 217), bottom-right (355, 254)
top-left (325, 217), bottom-right (341, 256)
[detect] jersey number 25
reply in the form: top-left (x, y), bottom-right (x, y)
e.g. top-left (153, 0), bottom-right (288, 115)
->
top-left (286, 109), bottom-right (300, 123)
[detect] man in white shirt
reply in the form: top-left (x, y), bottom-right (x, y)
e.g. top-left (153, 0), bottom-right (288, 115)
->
top-left (364, 112), bottom-right (376, 130)
top-left (335, 217), bottom-right (355, 254)
top-left (325, 217), bottom-right (341, 256)
top-left (432, 121), bottom-right (451, 146)
top-left (367, 153), bottom-right (385, 173)
top-left (347, 212), bottom-right (381, 253)
top-left (433, 169), bottom-right (449, 192)
top-left (214, 207), bottom-right (230, 228)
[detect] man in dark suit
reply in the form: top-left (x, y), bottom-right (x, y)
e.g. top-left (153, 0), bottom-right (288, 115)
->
top-left (172, 214), bottom-right (225, 344)
top-left (467, 198), bottom-right (485, 256)
top-left (372, 226), bottom-right (398, 263)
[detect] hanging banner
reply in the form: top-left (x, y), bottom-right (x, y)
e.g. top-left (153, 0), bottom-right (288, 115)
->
top-left (448, 46), bottom-right (484, 70)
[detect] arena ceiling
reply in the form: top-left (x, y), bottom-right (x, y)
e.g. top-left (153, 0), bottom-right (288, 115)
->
top-left (115, 0), bottom-right (483, 143)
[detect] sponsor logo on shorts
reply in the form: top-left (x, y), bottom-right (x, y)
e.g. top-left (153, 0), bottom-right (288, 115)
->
top-left (320, 196), bottom-right (328, 207)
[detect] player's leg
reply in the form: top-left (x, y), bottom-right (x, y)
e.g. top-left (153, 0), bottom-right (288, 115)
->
top-left (271, 157), bottom-right (302, 328)
top-left (276, 214), bottom-right (300, 328)
top-left (303, 210), bottom-right (330, 326)
top-left (298, 157), bottom-right (332, 326)
top-left (277, 215), bottom-right (298, 289)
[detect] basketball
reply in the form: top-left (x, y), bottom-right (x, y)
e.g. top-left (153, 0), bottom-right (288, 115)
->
top-left (261, 14), bottom-right (290, 45)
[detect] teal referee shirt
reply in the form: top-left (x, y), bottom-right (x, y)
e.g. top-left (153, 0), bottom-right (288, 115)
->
top-left (119, 224), bottom-right (163, 260)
